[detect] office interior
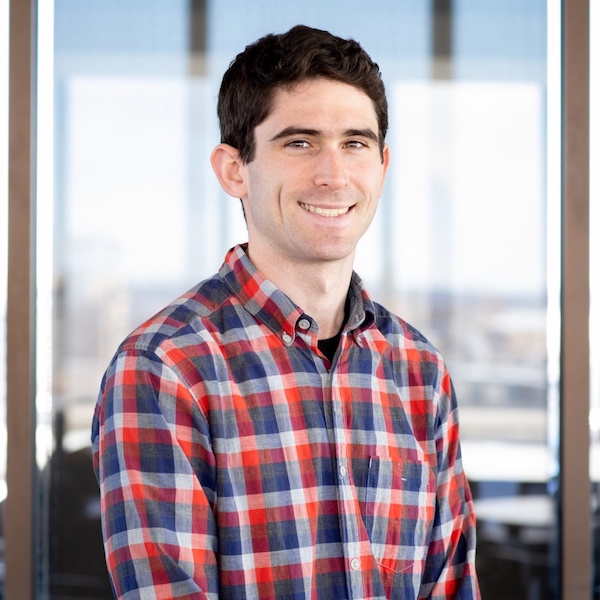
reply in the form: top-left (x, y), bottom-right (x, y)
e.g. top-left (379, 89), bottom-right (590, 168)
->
top-left (0, 1), bottom-right (597, 599)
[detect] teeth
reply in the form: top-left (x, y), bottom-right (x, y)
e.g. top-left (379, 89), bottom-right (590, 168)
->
top-left (299, 203), bottom-right (350, 217)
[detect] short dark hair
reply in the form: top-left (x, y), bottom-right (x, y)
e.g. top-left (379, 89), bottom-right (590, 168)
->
top-left (216, 25), bottom-right (388, 163)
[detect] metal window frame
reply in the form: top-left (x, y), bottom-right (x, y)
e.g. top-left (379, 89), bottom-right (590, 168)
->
top-left (6, 0), bottom-right (37, 598)
top-left (3, 1), bottom-right (592, 598)
top-left (560, 0), bottom-right (591, 598)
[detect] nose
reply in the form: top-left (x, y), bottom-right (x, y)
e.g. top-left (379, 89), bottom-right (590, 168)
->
top-left (313, 148), bottom-right (348, 190)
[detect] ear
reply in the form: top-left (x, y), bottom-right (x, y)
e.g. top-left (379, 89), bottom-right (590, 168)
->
top-left (379, 143), bottom-right (391, 192)
top-left (382, 144), bottom-right (391, 176)
top-left (210, 143), bottom-right (248, 199)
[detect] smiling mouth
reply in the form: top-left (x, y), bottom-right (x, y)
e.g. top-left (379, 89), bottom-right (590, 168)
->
top-left (299, 202), bottom-right (352, 217)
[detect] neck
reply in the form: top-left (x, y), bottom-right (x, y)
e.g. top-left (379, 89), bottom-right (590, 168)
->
top-left (247, 248), bottom-right (354, 339)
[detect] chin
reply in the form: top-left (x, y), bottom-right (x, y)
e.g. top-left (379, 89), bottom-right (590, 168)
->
top-left (311, 246), bottom-right (356, 264)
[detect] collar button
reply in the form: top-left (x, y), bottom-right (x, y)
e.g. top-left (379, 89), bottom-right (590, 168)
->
top-left (298, 318), bottom-right (311, 330)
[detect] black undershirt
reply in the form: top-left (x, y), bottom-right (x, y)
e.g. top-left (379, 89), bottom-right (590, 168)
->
top-left (317, 332), bottom-right (342, 363)
top-left (316, 295), bottom-right (351, 363)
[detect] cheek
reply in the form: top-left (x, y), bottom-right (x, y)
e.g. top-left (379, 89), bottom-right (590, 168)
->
top-left (246, 161), bottom-right (289, 200)
top-left (354, 160), bottom-right (386, 191)
top-left (360, 174), bottom-right (385, 203)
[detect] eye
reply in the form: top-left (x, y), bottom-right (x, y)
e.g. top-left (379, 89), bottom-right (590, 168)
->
top-left (287, 140), bottom-right (310, 148)
top-left (344, 140), bottom-right (368, 149)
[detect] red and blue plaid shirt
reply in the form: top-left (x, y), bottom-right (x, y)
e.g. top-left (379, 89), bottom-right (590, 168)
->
top-left (92, 244), bottom-right (480, 600)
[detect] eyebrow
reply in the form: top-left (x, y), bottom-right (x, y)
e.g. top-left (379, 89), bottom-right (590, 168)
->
top-left (269, 126), bottom-right (380, 144)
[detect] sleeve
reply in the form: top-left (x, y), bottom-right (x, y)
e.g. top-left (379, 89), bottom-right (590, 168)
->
top-left (91, 348), bottom-right (219, 600)
top-left (420, 368), bottom-right (481, 600)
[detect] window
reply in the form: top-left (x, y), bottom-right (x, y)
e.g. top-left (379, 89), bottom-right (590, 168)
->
top-left (2, 1), bottom-right (593, 598)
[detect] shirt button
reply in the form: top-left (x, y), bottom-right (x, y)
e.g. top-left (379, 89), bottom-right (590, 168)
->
top-left (282, 333), bottom-right (293, 344)
top-left (339, 465), bottom-right (347, 478)
top-left (298, 318), bottom-right (311, 330)
top-left (350, 558), bottom-right (361, 571)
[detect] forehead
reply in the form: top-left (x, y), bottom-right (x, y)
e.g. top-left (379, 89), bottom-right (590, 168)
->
top-left (262, 78), bottom-right (379, 131)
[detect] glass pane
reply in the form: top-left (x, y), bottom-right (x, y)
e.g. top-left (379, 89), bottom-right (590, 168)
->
top-left (42, 1), bottom-right (554, 598)
top-left (386, 3), bottom-right (556, 599)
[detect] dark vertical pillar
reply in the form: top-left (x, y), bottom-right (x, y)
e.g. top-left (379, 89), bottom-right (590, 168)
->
top-left (432, 0), bottom-right (453, 80)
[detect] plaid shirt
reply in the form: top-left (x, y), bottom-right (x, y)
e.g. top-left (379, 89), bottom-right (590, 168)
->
top-left (92, 244), bottom-right (480, 600)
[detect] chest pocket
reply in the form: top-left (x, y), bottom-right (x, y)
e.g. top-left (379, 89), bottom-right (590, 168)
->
top-left (354, 456), bottom-right (436, 577)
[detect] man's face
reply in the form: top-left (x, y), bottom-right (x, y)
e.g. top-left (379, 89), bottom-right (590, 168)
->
top-left (238, 78), bottom-right (390, 271)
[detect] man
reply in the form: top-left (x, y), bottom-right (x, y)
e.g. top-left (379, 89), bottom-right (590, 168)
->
top-left (92, 25), bottom-right (480, 600)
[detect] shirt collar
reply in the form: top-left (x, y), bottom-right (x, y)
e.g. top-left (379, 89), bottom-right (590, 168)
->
top-left (219, 244), bottom-right (377, 343)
